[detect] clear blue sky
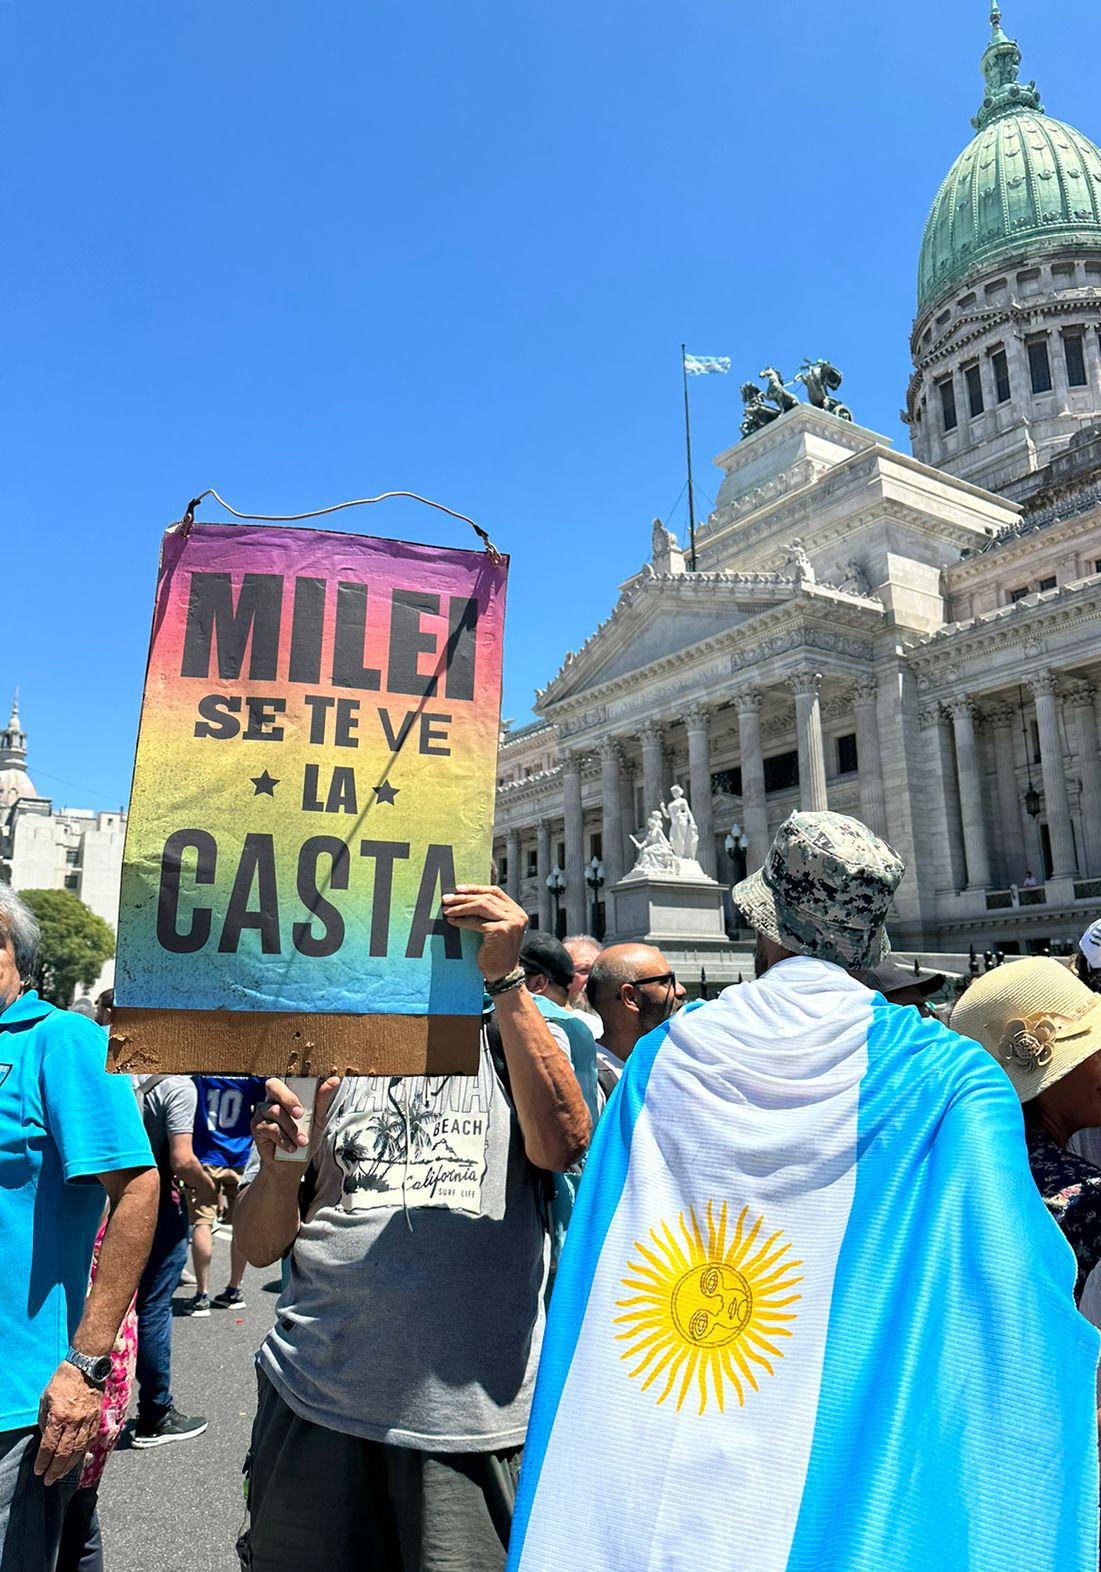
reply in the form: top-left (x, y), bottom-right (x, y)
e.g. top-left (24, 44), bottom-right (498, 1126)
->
top-left (2, 0), bottom-right (1095, 809)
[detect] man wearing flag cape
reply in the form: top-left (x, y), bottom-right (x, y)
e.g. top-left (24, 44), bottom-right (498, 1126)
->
top-left (509, 811), bottom-right (1100, 1571)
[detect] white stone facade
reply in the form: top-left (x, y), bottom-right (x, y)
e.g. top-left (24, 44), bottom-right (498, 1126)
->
top-left (494, 406), bottom-right (1101, 965)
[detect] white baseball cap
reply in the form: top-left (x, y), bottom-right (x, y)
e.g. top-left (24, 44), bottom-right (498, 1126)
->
top-left (1080, 919), bottom-right (1101, 970)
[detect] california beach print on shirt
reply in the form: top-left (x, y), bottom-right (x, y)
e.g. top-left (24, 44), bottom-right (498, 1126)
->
top-left (329, 1070), bottom-right (492, 1216)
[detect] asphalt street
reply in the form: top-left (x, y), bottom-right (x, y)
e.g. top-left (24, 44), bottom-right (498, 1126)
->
top-left (98, 1229), bottom-right (279, 1572)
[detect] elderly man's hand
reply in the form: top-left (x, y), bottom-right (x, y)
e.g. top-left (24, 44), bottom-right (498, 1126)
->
top-left (442, 886), bottom-right (528, 982)
top-left (34, 1361), bottom-right (102, 1486)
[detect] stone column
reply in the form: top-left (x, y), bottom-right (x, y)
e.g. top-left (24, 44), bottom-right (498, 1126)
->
top-left (851, 678), bottom-right (887, 838)
top-left (599, 739), bottom-right (626, 890)
top-left (986, 703), bottom-right (1031, 887)
top-left (734, 688), bottom-right (769, 868)
top-left (1007, 332), bottom-right (1032, 408)
top-left (946, 696), bottom-right (992, 889)
top-left (1051, 329), bottom-right (1071, 408)
top-left (788, 669), bottom-right (828, 812)
top-left (920, 706), bottom-right (967, 893)
top-left (639, 722), bottom-right (666, 819)
top-left (979, 352), bottom-right (999, 419)
top-left (685, 707), bottom-right (717, 876)
top-left (562, 753), bottom-right (587, 933)
top-left (505, 828), bottom-right (520, 901)
top-left (1068, 681), bottom-right (1101, 875)
top-left (536, 818), bottom-right (553, 932)
top-left (1031, 671), bottom-right (1078, 878)
top-left (1084, 329), bottom-right (1101, 395)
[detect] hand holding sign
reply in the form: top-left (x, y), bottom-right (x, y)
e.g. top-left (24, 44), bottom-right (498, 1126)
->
top-left (442, 885), bottom-right (528, 982)
top-left (254, 1075), bottom-right (342, 1167)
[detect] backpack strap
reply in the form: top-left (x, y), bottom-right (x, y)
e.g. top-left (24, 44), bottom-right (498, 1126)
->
top-left (597, 1060), bottom-right (621, 1103)
top-left (485, 1013), bottom-right (556, 1226)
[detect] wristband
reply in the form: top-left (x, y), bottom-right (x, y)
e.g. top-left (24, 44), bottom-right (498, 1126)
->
top-left (485, 966), bottom-right (526, 998)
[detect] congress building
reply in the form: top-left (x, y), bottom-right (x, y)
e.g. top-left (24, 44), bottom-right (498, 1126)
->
top-left (493, 9), bottom-right (1101, 961)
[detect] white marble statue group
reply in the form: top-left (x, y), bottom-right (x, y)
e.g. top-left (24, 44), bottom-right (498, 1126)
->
top-left (627, 785), bottom-right (703, 880)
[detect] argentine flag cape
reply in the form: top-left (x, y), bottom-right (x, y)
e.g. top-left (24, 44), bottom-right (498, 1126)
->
top-left (509, 957), bottom-right (1099, 1571)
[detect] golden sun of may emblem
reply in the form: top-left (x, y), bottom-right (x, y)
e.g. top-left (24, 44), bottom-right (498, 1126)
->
top-left (615, 1202), bottom-right (802, 1416)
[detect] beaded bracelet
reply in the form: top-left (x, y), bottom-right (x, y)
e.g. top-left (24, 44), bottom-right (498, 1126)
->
top-left (485, 966), bottom-right (526, 998)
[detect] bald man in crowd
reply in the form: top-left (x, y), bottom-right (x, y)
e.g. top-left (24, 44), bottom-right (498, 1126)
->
top-left (586, 944), bottom-right (686, 1104)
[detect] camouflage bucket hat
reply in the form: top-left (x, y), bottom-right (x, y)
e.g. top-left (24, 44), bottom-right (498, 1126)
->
top-left (733, 811), bottom-right (905, 970)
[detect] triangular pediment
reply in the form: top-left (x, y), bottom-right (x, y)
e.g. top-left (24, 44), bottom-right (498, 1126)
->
top-left (537, 573), bottom-right (796, 705)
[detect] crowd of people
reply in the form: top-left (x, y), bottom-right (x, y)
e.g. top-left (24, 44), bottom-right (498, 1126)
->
top-left (3, 813), bottom-right (1101, 1569)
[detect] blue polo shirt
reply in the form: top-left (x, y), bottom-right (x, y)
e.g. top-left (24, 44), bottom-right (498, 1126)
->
top-left (0, 991), bottom-right (153, 1431)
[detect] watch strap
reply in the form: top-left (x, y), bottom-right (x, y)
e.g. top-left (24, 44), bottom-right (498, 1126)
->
top-left (65, 1347), bottom-right (110, 1387)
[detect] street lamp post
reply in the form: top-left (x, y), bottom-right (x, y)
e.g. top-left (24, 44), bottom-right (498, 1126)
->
top-left (546, 867), bottom-right (566, 937)
top-left (585, 857), bottom-right (606, 941)
top-left (724, 822), bottom-right (749, 875)
top-left (724, 822), bottom-right (750, 939)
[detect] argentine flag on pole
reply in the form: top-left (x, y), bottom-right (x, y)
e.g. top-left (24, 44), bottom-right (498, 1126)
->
top-left (684, 351), bottom-right (731, 375)
top-left (509, 958), bottom-right (1099, 1572)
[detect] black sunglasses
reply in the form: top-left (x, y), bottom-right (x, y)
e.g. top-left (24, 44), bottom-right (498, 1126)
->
top-left (631, 971), bottom-right (677, 989)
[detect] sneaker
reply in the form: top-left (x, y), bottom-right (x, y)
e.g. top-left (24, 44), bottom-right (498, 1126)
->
top-left (132, 1408), bottom-right (208, 1449)
top-left (181, 1293), bottom-right (211, 1317)
top-left (212, 1285), bottom-right (246, 1310)
top-left (178, 1266), bottom-right (197, 1286)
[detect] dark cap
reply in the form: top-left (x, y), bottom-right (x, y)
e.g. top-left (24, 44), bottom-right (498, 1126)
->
top-left (857, 957), bottom-right (945, 1000)
top-left (519, 932), bottom-right (574, 990)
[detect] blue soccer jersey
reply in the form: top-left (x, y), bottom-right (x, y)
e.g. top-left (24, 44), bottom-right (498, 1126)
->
top-left (193, 1076), bottom-right (267, 1168)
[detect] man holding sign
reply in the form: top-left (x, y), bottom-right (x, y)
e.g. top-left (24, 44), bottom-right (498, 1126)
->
top-left (234, 883), bottom-right (590, 1572)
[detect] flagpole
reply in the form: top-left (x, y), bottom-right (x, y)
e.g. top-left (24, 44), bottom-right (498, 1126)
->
top-left (681, 344), bottom-right (698, 572)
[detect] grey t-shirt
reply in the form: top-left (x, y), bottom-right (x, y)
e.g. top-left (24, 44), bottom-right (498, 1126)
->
top-left (253, 1033), bottom-right (548, 1452)
top-left (136, 1076), bottom-right (197, 1171)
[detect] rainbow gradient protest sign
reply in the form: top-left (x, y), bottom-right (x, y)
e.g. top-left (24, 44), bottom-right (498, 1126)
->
top-left (110, 521), bottom-right (507, 1077)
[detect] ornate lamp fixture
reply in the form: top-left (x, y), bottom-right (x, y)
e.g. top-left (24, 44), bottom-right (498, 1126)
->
top-left (585, 857), bottom-right (606, 941)
top-left (724, 822), bottom-right (750, 862)
top-left (545, 866), bottom-right (566, 934)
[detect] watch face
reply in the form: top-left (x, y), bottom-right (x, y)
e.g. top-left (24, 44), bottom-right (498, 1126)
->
top-left (89, 1355), bottom-right (113, 1382)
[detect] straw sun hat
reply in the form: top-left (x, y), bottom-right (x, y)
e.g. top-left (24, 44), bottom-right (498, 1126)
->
top-left (950, 956), bottom-right (1101, 1103)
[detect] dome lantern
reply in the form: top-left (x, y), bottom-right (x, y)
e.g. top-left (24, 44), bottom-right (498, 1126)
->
top-left (972, 7), bottom-right (1043, 132)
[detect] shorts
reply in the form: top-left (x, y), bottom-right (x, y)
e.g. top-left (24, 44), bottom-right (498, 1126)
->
top-left (187, 1165), bottom-right (243, 1228)
top-left (240, 1368), bottom-right (521, 1572)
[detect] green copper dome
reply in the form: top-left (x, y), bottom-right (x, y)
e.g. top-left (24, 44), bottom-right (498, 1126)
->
top-left (917, 9), bottom-right (1101, 315)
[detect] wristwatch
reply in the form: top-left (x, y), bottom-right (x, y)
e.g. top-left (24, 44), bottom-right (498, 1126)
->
top-left (65, 1347), bottom-right (112, 1389)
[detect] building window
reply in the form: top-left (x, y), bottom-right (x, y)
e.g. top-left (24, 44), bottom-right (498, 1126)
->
top-left (837, 734), bottom-right (859, 775)
top-left (64, 874), bottom-right (78, 891)
top-left (1095, 560), bottom-right (1101, 575)
top-left (589, 832), bottom-right (603, 861)
top-left (1064, 333), bottom-right (1088, 388)
top-left (1028, 338), bottom-right (1053, 394)
top-left (64, 848), bottom-right (78, 865)
top-left (526, 849), bottom-right (538, 877)
top-left (938, 378), bottom-right (958, 432)
top-left (1008, 586), bottom-right (1029, 603)
top-left (711, 768), bottom-right (743, 797)
top-left (964, 363), bottom-right (984, 418)
top-left (556, 842), bottom-right (565, 870)
top-left (991, 348), bottom-right (1011, 403)
top-left (1038, 575), bottom-right (1056, 592)
top-left (763, 751), bottom-right (800, 794)
top-left (499, 855), bottom-right (508, 883)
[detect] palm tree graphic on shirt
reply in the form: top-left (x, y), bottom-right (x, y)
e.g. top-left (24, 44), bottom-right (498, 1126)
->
top-left (337, 1080), bottom-right (467, 1198)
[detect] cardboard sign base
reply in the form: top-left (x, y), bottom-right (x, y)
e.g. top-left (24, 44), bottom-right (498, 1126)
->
top-left (108, 1009), bottom-right (481, 1078)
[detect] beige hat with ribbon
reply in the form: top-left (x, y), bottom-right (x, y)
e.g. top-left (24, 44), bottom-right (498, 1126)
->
top-left (949, 956), bottom-right (1101, 1102)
